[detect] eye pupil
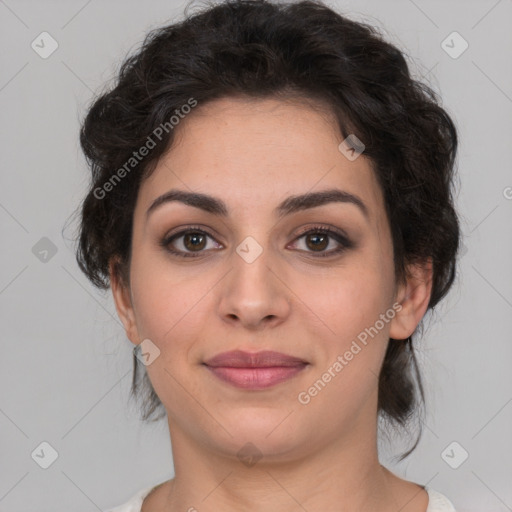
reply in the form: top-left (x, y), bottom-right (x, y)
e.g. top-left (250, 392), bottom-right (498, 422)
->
top-left (306, 233), bottom-right (329, 251)
top-left (184, 232), bottom-right (206, 251)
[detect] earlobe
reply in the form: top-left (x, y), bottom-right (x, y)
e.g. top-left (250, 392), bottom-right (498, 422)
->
top-left (389, 258), bottom-right (433, 341)
top-left (109, 257), bottom-right (140, 345)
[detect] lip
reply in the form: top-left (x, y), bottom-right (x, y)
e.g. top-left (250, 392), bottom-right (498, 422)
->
top-left (203, 350), bottom-right (309, 390)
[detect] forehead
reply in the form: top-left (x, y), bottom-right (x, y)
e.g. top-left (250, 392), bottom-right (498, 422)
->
top-left (135, 97), bottom-right (384, 223)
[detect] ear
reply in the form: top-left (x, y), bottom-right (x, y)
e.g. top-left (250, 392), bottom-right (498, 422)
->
top-left (109, 256), bottom-right (140, 346)
top-left (389, 258), bottom-right (433, 341)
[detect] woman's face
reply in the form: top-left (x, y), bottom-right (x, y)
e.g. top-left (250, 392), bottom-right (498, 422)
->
top-left (111, 96), bottom-right (423, 461)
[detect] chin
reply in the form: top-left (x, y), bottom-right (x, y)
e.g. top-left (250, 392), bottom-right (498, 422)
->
top-left (211, 408), bottom-right (308, 461)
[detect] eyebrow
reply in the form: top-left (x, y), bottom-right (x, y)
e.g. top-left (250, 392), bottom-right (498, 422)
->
top-left (146, 188), bottom-right (369, 221)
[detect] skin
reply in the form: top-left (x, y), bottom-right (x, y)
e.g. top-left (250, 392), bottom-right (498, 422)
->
top-left (110, 96), bottom-right (433, 512)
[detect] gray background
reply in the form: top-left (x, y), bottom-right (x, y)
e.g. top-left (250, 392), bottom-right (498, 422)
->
top-left (1, 0), bottom-right (511, 510)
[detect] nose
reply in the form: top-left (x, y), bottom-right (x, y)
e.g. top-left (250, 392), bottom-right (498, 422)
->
top-left (217, 246), bottom-right (292, 331)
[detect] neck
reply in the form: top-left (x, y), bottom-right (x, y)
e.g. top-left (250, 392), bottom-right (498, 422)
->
top-left (161, 419), bottom-right (406, 511)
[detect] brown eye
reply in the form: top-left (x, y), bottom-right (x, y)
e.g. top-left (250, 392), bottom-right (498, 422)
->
top-left (291, 226), bottom-right (354, 258)
top-left (161, 225), bottom-right (354, 259)
top-left (161, 227), bottom-right (222, 258)
top-left (305, 232), bottom-right (329, 252)
top-left (183, 232), bottom-right (207, 251)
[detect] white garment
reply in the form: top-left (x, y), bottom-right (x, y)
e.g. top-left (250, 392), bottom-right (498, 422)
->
top-left (104, 484), bottom-right (456, 511)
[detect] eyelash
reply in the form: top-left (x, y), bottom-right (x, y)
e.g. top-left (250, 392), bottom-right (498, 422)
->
top-left (160, 224), bottom-right (354, 259)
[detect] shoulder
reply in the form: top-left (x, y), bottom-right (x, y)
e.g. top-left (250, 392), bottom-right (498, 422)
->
top-left (425, 487), bottom-right (457, 512)
top-left (103, 484), bottom-right (159, 512)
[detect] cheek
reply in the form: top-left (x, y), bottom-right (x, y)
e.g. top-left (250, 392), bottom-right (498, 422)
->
top-left (295, 263), bottom-right (392, 341)
top-left (129, 255), bottom-right (212, 355)
top-left (128, 252), bottom-right (172, 335)
top-left (296, 279), bottom-right (392, 419)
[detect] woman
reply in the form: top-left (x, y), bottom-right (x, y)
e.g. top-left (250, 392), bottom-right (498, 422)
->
top-left (74, 0), bottom-right (461, 510)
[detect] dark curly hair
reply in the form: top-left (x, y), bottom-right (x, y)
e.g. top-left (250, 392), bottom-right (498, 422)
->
top-left (71, 0), bottom-right (461, 461)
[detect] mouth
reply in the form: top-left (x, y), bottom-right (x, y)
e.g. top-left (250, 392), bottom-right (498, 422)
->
top-left (203, 350), bottom-right (309, 390)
